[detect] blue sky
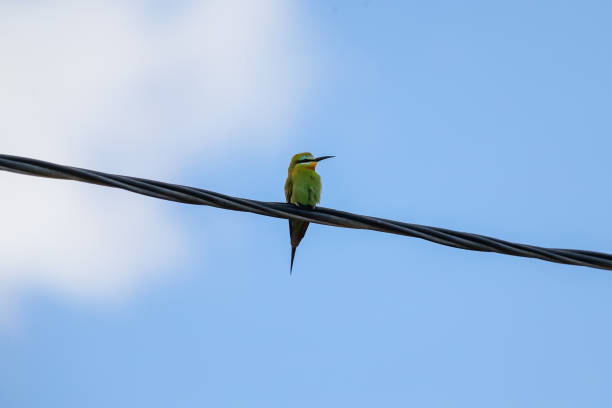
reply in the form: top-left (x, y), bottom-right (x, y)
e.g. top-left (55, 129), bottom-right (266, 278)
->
top-left (1, 1), bottom-right (612, 407)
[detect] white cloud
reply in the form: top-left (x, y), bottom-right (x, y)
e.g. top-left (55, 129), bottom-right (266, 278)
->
top-left (0, 0), bottom-right (315, 323)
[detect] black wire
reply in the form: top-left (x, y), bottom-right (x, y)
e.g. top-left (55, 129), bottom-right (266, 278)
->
top-left (1, 154), bottom-right (610, 271)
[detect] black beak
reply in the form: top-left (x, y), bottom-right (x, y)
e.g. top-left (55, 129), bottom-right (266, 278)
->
top-left (313, 155), bottom-right (335, 162)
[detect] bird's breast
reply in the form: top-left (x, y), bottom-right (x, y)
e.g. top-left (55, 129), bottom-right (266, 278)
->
top-left (290, 169), bottom-right (321, 206)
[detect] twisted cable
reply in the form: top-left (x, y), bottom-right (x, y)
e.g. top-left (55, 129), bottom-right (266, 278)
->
top-left (1, 154), bottom-right (610, 271)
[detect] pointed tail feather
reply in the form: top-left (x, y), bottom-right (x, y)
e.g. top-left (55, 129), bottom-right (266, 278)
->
top-left (290, 246), bottom-right (297, 275)
top-left (288, 220), bottom-right (309, 275)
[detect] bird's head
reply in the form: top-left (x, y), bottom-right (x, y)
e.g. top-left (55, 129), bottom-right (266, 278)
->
top-left (288, 152), bottom-right (335, 172)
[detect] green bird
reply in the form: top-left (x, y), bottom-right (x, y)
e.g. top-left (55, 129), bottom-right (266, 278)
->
top-left (284, 152), bottom-right (335, 273)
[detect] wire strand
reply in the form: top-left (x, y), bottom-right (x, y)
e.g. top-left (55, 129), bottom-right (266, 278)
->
top-left (1, 154), bottom-right (610, 271)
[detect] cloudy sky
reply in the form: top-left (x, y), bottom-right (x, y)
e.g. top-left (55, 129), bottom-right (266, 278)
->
top-left (0, 0), bottom-right (316, 320)
top-left (1, 1), bottom-right (612, 407)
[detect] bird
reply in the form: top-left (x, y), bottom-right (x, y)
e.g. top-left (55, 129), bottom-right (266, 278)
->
top-left (284, 152), bottom-right (335, 273)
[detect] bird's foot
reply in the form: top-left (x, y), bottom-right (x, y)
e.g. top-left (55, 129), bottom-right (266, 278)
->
top-left (293, 203), bottom-right (315, 210)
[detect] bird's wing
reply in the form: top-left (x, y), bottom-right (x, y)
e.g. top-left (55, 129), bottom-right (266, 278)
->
top-left (284, 176), bottom-right (292, 203)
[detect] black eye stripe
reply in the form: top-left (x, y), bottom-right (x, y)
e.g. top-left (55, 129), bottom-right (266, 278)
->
top-left (296, 158), bottom-right (312, 164)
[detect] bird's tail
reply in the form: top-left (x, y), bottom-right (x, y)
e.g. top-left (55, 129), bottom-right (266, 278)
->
top-left (288, 219), bottom-right (309, 275)
top-left (290, 246), bottom-right (297, 275)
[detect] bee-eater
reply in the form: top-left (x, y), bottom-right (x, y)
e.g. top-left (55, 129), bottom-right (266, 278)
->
top-left (284, 152), bottom-right (335, 273)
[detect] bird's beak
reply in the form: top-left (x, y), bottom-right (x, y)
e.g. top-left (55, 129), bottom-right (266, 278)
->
top-left (313, 155), bottom-right (335, 162)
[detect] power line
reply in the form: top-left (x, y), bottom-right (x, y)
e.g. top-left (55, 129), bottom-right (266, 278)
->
top-left (1, 153), bottom-right (611, 271)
